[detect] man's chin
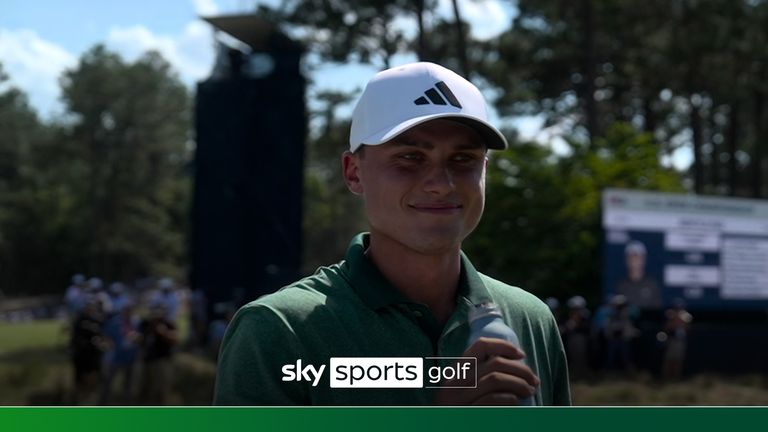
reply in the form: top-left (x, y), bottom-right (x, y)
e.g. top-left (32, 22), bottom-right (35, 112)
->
top-left (370, 225), bottom-right (470, 255)
top-left (403, 230), bottom-right (467, 255)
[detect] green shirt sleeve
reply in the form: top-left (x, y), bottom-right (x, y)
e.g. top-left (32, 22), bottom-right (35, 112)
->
top-left (213, 304), bottom-right (310, 405)
top-left (547, 313), bottom-right (572, 406)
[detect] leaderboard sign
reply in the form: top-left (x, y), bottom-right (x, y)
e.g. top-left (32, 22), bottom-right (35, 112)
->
top-left (602, 188), bottom-right (768, 310)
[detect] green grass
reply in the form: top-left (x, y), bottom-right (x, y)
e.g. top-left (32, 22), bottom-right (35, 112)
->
top-left (0, 320), bottom-right (72, 405)
top-left (0, 316), bottom-right (212, 405)
top-left (572, 374), bottom-right (768, 405)
top-left (0, 319), bottom-right (68, 355)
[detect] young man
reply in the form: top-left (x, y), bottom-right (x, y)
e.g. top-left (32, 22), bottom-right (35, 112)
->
top-left (214, 62), bottom-right (571, 405)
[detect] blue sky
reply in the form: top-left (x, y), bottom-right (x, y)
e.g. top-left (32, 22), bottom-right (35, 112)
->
top-left (2, 0), bottom-right (226, 116)
top-left (3, 1), bottom-right (198, 53)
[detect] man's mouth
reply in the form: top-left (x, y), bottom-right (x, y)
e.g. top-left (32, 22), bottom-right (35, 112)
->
top-left (408, 203), bottom-right (463, 214)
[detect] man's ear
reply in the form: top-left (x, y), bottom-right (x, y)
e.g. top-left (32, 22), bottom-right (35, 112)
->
top-left (341, 151), bottom-right (364, 195)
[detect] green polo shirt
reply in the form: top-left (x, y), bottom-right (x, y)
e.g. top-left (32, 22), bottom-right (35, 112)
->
top-left (214, 233), bottom-right (571, 405)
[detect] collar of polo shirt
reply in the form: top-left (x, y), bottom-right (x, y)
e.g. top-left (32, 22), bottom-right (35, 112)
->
top-left (342, 233), bottom-right (494, 311)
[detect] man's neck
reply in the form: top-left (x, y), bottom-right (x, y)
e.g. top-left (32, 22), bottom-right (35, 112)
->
top-left (366, 232), bottom-right (461, 324)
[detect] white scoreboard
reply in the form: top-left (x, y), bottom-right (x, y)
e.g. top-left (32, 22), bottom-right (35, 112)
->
top-left (602, 188), bottom-right (768, 309)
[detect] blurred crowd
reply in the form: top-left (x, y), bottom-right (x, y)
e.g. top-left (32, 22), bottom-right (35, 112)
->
top-left (545, 294), bottom-right (693, 382)
top-left (62, 274), bottom-right (234, 405)
top-left (4, 270), bottom-right (697, 403)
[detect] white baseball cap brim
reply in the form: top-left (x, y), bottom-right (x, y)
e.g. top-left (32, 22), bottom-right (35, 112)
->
top-left (355, 112), bottom-right (508, 152)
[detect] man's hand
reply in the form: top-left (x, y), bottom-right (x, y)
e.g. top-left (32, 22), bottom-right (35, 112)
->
top-left (434, 337), bottom-right (540, 405)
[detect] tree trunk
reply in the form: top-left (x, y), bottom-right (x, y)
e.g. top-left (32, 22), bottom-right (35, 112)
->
top-left (709, 110), bottom-right (720, 193)
top-left (451, 0), bottom-right (470, 77)
top-left (643, 97), bottom-right (657, 137)
top-left (581, 0), bottom-right (598, 145)
top-left (680, 0), bottom-right (704, 194)
top-left (691, 100), bottom-right (704, 194)
top-left (726, 103), bottom-right (739, 196)
top-left (88, 127), bottom-right (101, 275)
top-left (416, 0), bottom-right (430, 62)
top-left (754, 90), bottom-right (765, 198)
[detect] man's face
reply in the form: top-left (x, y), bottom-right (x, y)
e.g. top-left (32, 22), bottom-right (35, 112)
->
top-left (343, 119), bottom-right (488, 255)
top-left (626, 252), bottom-right (646, 276)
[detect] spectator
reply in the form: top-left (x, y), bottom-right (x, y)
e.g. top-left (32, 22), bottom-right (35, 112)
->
top-left (188, 288), bottom-right (209, 350)
top-left (544, 297), bottom-right (564, 331)
top-left (107, 282), bottom-right (131, 315)
top-left (100, 303), bottom-right (141, 404)
top-left (70, 297), bottom-right (107, 404)
top-left (564, 296), bottom-right (591, 380)
top-left (139, 303), bottom-right (178, 405)
top-left (207, 302), bottom-right (235, 359)
top-left (661, 299), bottom-right (693, 380)
top-left (87, 277), bottom-right (113, 316)
top-left (65, 274), bottom-right (87, 318)
top-left (603, 294), bottom-right (640, 373)
top-left (149, 278), bottom-right (179, 323)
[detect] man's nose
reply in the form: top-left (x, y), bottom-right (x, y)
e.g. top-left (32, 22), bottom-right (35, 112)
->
top-left (423, 163), bottom-right (455, 194)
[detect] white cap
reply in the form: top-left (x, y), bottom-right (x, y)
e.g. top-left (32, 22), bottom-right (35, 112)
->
top-left (349, 62), bottom-right (508, 153)
top-left (567, 295), bottom-right (587, 309)
top-left (625, 240), bottom-right (647, 256)
top-left (158, 277), bottom-right (174, 290)
top-left (87, 277), bottom-right (103, 291)
top-left (109, 282), bottom-right (124, 294)
top-left (545, 297), bottom-right (560, 310)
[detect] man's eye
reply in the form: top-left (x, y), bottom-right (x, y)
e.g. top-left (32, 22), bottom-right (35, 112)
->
top-left (452, 154), bottom-right (476, 162)
top-left (400, 153), bottom-right (423, 161)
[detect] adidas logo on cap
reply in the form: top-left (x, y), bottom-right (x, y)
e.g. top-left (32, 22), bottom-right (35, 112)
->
top-left (413, 81), bottom-right (462, 108)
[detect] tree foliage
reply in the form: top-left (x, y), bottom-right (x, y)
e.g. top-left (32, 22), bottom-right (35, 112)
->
top-left (0, 47), bottom-right (191, 296)
top-left (57, 46), bottom-right (191, 282)
top-left (256, 0), bottom-right (419, 68)
top-left (302, 92), bottom-right (366, 272)
top-left (484, 0), bottom-right (768, 197)
top-left (0, 64), bottom-right (56, 295)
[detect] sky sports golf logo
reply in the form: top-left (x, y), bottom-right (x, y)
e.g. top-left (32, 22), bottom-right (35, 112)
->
top-left (281, 357), bottom-right (478, 389)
